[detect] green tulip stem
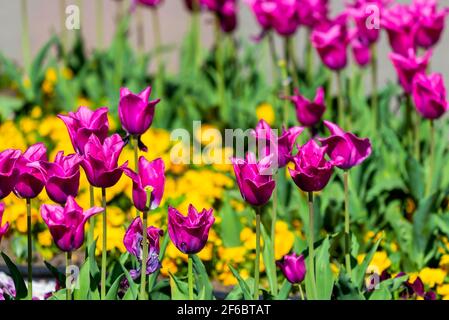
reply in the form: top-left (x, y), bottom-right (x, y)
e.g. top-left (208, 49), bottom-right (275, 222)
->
top-left (214, 15), bottom-right (226, 116)
top-left (336, 71), bottom-right (345, 128)
top-left (133, 136), bottom-right (139, 173)
top-left (271, 174), bottom-right (278, 296)
top-left (305, 29), bottom-right (313, 85)
top-left (139, 188), bottom-right (153, 300)
top-left (279, 60), bottom-right (290, 126)
top-left (26, 198), bottom-right (33, 300)
top-left (267, 32), bottom-right (279, 84)
top-left (66, 251), bottom-right (72, 301)
top-left (371, 43), bottom-right (379, 130)
top-left (87, 185), bottom-right (95, 248)
top-left (286, 37), bottom-right (300, 89)
top-left (307, 192), bottom-right (317, 300)
top-left (343, 170), bottom-right (352, 278)
top-left (188, 254), bottom-right (194, 300)
top-left (101, 188), bottom-right (107, 299)
top-left (254, 207), bottom-right (262, 300)
top-left (428, 120), bottom-right (435, 195)
top-left (21, 0), bottom-right (31, 74)
top-left (298, 284), bottom-right (305, 301)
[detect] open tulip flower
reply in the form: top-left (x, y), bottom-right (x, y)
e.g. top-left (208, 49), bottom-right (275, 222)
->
top-left (319, 121), bottom-right (372, 170)
top-left (124, 217), bottom-right (164, 278)
top-left (28, 151), bottom-right (82, 205)
top-left (58, 106), bottom-right (109, 155)
top-left (124, 157), bottom-right (165, 212)
top-left (297, 0), bottom-right (329, 30)
top-left (168, 205), bottom-right (215, 255)
top-left (289, 87), bottom-right (326, 128)
top-left (231, 152), bottom-right (276, 207)
top-left (0, 203), bottom-right (9, 243)
top-left (81, 134), bottom-right (128, 189)
top-left (412, 0), bottom-right (449, 49)
top-left (40, 196), bottom-right (103, 252)
top-left (389, 48), bottom-right (432, 94)
top-left (412, 73), bottom-right (448, 120)
top-left (289, 139), bottom-right (334, 193)
top-left (0, 149), bottom-right (21, 199)
top-left (277, 253), bottom-right (306, 285)
top-left (14, 143), bottom-right (47, 200)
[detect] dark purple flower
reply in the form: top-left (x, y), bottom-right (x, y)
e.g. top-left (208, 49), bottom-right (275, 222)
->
top-left (412, 72), bottom-right (448, 120)
top-left (0, 203), bottom-right (9, 243)
top-left (203, 0), bottom-right (238, 33)
top-left (133, 0), bottom-right (163, 8)
top-left (0, 149), bottom-right (21, 199)
top-left (276, 253), bottom-right (306, 284)
top-left (382, 4), bottom-right (417, 56)
top-left (412, 0), bottom-right (449, 49)
top-left (289, 87), bottom-right (326, 127)
top-left (14, 143), bottom-right (47, 199)
top-left (351, 35), bottom-right (372, 67)
top-left (297, 0), bottom-right (329, 29)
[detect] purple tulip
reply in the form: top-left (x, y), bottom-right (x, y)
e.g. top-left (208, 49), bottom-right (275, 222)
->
top-left (14, 143), bottom-right (47, 199)
top-left (412, 0), bottom-right (449, 49)
top-left (289, 87), bottom-right (326, 127)
top-left (351, 35), bottom-right (371, 67)
top-left (0, 149), bottom-right (21, 199)
top-left (58, 106), bottom-right (109, 155)
top-left (245, 0), bottom-right (299, 37)
top-left (40, 196), bottom-right (103, 252)
top-left (276, 253), bottom-right (306, 284)
top-left (118, 87), bottom-right (160, 138)
top-left (297, 0), bottom-right (329, 29)
top-left (289, 139), bottom-right (333, 192)
top-left (412, 73), bottom-right (448, 120)
top-left (167, 205), bottom-right (215, 254)
top-left (81, 134), bottom-right (128, 189)
top-left (389, 48), bottom-right (432, 94)
top-left (0, 203), bottom-right (9, 243)
top-left (28, 151), bottom-right (82, 205)
top-left (231, 152), bottom-right (276, 207)
top-left (123, 217), bottom-right (163, 277)
top-left (133, 0), bottom-right (163, 8)
top-left (203, 0), bottom-right (238, 33)
top-left (124, 157), bottom-right (165, 212)
top-left (382, 4), bottom-right (417, 56)
top-left (319, 121), bottom-right (372, 170)
top-left (311, 15), bottom-right (351, 71)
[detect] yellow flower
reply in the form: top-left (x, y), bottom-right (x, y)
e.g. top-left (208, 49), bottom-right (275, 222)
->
top-left (218, 246), bottom-right (247, 264)
top-left (30, 106), bottom-right (42, 119)
top-left (160, 258), bottom-right (178, 277)
top-left (274, 221), bottom-right (294, 260)
top-left (77, 97), bottom-right (92, 108)
top-left (357, 251), bottom-right (391, 274)
top-left (198, 243), bottom-right (214, 261)
top-left (62, 67), bottom-right (74, 80)
top-left (22, 76), bottom-right (31, 89)
top-left (41, 80), bottom-right (54, 95)
top-left (330, 263), bottom-right (340, 276)
top-left (437, 284), bottom-right (449, 296)
top-left (38, 230), bottom-right (53, 247)
top-left (194, 124), bottom-right (222, 147)
top-left (94, 221), bottom-right (126, 255)
top-left (240, 227), bottom-right (258, 251)
top-left (0, 121), bottom-right (27, 151)
top-left (107, 206), bottom-right (126, 227)
top-left (230, 200), bottom-right (245, 212)
top-left (45, 68), bottom-right (58, 83)
top-left (418, 268), bottom-right (447, 288)
top-left (256, 103), bottom-right (275, 125)
top-left (439, 254), bottom-right (449, 270)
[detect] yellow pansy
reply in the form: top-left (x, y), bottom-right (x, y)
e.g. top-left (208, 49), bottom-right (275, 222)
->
top-left (256, 103), bottom-right (275, 125)
top-left (38, 230), bottom-right (53, 247)
top-left (274, 221), bottom-right (294, 260)
top-left (418, 268), bottom-right (447, 288)
top-left (357, 251), bottom-right (391, 274)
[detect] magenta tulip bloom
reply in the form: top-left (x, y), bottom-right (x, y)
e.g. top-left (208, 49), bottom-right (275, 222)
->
top-left (412, 0), bottom-right (449, 49)
top-left (0, 149), bottom-right (21, 199)
top-left (319, 121), bottom-right (372, 170)
top-left (119, 87), bottom-right (160, 138)
top-left (389, 49), bottom-right (432, 94)
top-left (133, 0), bottom-right (163, 8)
top-left (231, 152), bottom-right (276, 207)
top-left (412, 73), bottom-right (448, 120)
top-left (278, 127), bottom-right (304, 168)
top-left (124, 217), bottom-right (163, 277)
top-left (382, 4), bottom-right (417, 56)
top-left (58, 106), bottom-right (109, 155)
top-left (81, 134), bottom-right (128, 189)
top-left (29, 151), bottom-right (82, 205)
top-left (203, 0), bottom-right (238, 33)
top-left (289, 139), bottom-right (333, 192)
top-left (40, 196), bottom-right (103, 252)
top-left (351, 35), bottom-right (371, 67)
top-left (297, 0), bottom-right (329, 29)
top-left (245, 0), bottom-right (299, 36)
top-left (289, 87), bottom-right (326, 127)
top-left (168, 205), bottom-right (215, 254)
top-left (124, 157), bottom-right (165, 212)
top-left (14, 143), bottom-right (47, 199)
top-left (0, 203), bottom-right (9, 243)
top-left (276, 253), bottom-right (306, 284)
top-left (311, 15), bottom-right (350, 71)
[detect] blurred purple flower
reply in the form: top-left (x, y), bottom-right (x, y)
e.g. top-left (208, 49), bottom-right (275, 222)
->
top-left (0, 149), bottom-right (21, 199)
top-left (14, 143), bottom-right (47, 199)
top-left (412, 72), bottom-right (448, 120)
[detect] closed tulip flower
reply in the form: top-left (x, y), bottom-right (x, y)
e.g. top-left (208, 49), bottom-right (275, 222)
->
top-left (29, 151), bottom-right (82, 205)
top-left (289, 139), bottom-right (333, 192)
top-left (297, 0), bottom-right (329, 29)
top-left (203, 0), bottom-right (238, 33)
top-left (40, 196), bottom-right (103, 252)
top-left (119, 87), bottom-right (160, 139)
top-left (382, 4), bottom-right (417, 56)
top-left (276, 253), bottom-right (306, 284)
top-left (81, 134), bottom-right (128, 189)
top-left (0, 203), bottom-right (9, 243)
top-left (134, 0), bottom-right (163, 8)
top-left (58, 106), bottom-right (109, 155)
top-left (231, 152), bottom-right (276, 207)
top-left (124, 157), bottom-right (165, 212)
top-left (389, 48), bottom-right (432, 94)
top-left (14, 143), bottom-right (47, 199)
top-left (352, 35), bottom-right (371, 67)
top-left (168, 205), bottom-right (215, 254)
top-left (412, 73), bottom-right (448, 120)
top-left (124, 217), bottom-right (164, 277)
top-left (289, 87), bottom-right (326, 127)
top-left (412, 0), bottom-right (449, 49)
top-left (0, 149), bottom-right (21, 199)
top-left (319, 121), bottom-right (372, 170)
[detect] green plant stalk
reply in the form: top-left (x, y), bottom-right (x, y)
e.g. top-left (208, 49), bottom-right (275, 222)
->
top-left (26, 198), bottom-right (32, 300)
top-left (254, 207), bottom-right (262, 300)
top-left (286, 37), bottom-right (300, 89)
top-left (336, 71), bottom-right (345, 128)
top-left (101, 188), bottom-right (107, 299)
top-left (188, 254), bottom-right (194, 300)
top-left (21, 0), bottom-right (31, 73)
top-left (96, 0), bottom-right (104, 49)
top-left (279, 60), bottom-right (290, 126)
top-left (271, 174), bottom-right (278, 296)
top-left (140, 210), bottom-right (149, 300)
top-left (267, 32), bottom-right (279, 84)
top-left (343, 170), bottom-right (352, 278)
top-left (192, 0), bottom-right (201, 70)
top-left (415, 113), bottom-right (421, 161)
top-left (427, 120), bottom-right (435, 195)
top-left (136, 6), bottom-right (145, 54)
top-left (214, 15), bottom-right (226, 118)
top-left (405, 94), bottom-right (413, 151)
top-left (307, 192), bottom-right (317, 300)
top-left (152, 8), bottom-right (162, 71)
top-left (87, 185), bottom-right (95, 248)
top-left (371, 43), bottom-right (379, 130)
top-left (298, 284), bottom-right (305, 301)
top-left (66, 251), bottom-right (72, 301)
top-left (305, 29), bottom-right (313, 85)
top-left (325, 71), bottom-right (333, 121)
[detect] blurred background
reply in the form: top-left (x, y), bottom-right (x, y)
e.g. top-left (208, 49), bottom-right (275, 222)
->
top-left (1, 0), bottom-right (448, 88)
